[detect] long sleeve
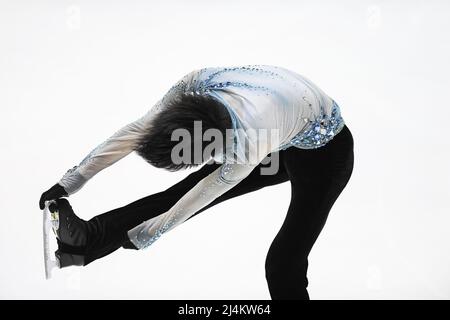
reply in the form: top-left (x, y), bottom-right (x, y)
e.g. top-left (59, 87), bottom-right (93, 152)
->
top-left (127, 162), bottom-right (257, 249)
top-left (58, 69), bottom-right (198, 196)
top-left (57, 108), bottom-right (157, 195)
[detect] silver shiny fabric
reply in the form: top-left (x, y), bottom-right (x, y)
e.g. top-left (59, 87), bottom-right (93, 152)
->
top-left (57, 64), bottom-right (346, 249)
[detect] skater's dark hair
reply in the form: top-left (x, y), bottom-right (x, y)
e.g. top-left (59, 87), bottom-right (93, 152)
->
top-left (134, 93), bottom-right (232, 171)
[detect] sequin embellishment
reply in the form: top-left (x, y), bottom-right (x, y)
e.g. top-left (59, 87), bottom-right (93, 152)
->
top-left (279, 100), bottom-right (345, 150)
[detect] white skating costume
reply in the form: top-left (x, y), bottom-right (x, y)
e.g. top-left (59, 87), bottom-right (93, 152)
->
top-left (57, 65), bottom-right (346, 250)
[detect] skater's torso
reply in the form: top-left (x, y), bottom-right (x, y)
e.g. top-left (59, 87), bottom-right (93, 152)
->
top-left (161, 64), bottom-right (346, 163)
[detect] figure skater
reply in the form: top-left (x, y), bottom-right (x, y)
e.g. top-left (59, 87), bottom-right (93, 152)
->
top-left (39, 64), bottom-right (354, 300)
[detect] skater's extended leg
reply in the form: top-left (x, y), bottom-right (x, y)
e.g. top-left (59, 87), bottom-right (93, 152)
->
top-left (81, 152), bottom-right (289, 265)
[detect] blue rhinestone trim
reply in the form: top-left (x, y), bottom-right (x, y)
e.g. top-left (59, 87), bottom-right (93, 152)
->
top-left (279, 100), bottom-right (345, 150)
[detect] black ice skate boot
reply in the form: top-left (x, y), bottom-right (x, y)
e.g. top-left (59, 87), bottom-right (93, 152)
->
top-left (51, 198), bottom-right (88, 248)
top-left (55, 250), bottom-right (85, 267)
top-left (49, 198), bottom-right (89, 268)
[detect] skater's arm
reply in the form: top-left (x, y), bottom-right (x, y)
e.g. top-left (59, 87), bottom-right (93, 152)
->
top-left (127, 162), bottom-right (258, 249)
top-left (57, 108), bottom-right (157, 196)
top-left (58, 70), bottom-right (198, 196)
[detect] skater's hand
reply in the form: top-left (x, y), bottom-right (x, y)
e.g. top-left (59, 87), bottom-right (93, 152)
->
top-left (39, 183), bottom-right (68, 210)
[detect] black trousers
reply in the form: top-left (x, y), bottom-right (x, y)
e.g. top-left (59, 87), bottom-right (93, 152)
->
top-left (81, 124), bottom-right (354, 300)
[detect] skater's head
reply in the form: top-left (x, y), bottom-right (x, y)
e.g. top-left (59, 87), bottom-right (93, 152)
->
top-left (135, 93), bottom-right (232, 171)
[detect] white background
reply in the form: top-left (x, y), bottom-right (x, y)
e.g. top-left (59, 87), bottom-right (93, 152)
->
top-left (1, 0), bottom-right (449, 299)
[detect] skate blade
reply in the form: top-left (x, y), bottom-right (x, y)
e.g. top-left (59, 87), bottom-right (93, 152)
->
top-left (43, 200), bottom-right (60, 279)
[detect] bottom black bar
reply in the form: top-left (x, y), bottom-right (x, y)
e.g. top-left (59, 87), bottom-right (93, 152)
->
top-left (0, 300), bottom-right (448, 318)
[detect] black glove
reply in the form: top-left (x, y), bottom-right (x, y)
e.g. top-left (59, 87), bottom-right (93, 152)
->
top-left (39, 183), bottom-right (68, 210)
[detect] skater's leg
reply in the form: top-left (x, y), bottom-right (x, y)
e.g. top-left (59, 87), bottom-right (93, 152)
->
top-left (265, 125), bottom-right (354, 300)
top-left (83, 152), bottom-right (289, 265)
top-left (80, 161), bottom-right (221, 264)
